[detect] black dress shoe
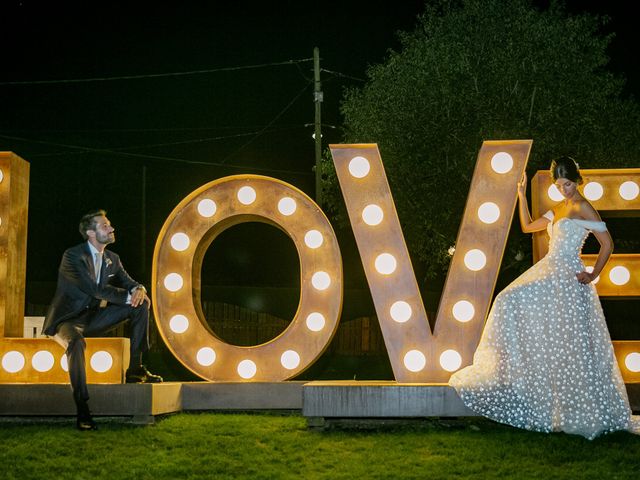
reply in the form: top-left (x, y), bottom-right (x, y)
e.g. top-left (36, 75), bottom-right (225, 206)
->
top-left (126, 364), bottom-right (163, 383)
top-left (76, 402), bottom-right (98, 431)
top-left (76, 416), bottom-right (98, 431)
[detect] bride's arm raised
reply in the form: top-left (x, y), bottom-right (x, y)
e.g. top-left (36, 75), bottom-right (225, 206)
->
top-left (576, 202), bottom-right (613, 285)
top-left (517, 172), bottom-right (551, 233)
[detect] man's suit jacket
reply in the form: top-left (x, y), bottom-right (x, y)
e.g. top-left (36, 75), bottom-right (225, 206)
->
top-left (43, 243), bottom-right (141, 336)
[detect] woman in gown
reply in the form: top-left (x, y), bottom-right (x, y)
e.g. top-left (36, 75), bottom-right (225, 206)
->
top-left (449, 157), bottom-right (638, 439)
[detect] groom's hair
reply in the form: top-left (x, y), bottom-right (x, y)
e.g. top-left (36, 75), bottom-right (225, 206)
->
top-left (79, 209), bottom-right (107, 240)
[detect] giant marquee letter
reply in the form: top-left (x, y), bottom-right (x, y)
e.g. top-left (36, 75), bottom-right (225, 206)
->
top-left (0, 152), bottom-right (29, 338)
top-left (531, 168), bottom-right (640, 381)
top-left (331, 142), bottom-right (532, 382)
top-left (152, 175), bottom-right (343, 381)
top-left (0, 152), bottom-right (131, 384)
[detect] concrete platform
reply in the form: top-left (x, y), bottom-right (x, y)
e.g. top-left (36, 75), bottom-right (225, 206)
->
top-left (302, 381), bottom-right (640, 428)
top-left (1, 381), bottom-right (637, 425)
top-left (0, 381), bottom-right (304, 422)
top-left (302, 381), bottom-right (478, 420)
top-left (0, 382), bottom-right (182, 424)
top-left (181, 381), bottom-right (304, 411)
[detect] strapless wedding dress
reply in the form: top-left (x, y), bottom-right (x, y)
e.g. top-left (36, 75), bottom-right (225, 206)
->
top-left (450, 215), bottom-right (639, 439)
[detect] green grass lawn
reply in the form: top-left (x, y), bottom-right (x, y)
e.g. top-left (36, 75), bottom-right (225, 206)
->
top-left (1, 413), bottom-right (639, 479)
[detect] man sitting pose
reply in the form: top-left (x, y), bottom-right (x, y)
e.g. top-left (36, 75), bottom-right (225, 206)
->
top-left (43, 209), bottom-right (162, 430)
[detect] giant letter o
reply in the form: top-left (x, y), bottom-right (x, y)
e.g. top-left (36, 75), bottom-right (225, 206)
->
top-left (152, 175), bottom-right (343, 381)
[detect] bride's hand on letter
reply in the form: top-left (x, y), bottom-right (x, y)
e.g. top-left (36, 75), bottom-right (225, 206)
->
top-left (517, 173), bottom-right (527, 196)
top-left (576, 271), bottom-right (595, 284)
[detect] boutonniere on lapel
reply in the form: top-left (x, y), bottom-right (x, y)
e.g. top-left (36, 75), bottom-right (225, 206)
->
top-left (105, 257), bottom-right (112, 268)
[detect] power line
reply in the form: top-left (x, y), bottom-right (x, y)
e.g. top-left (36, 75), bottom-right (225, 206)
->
top-left (0, 125), bottom-right (303, 133)
top-left (220, 82), bottom-right (312, 164)
top-left (0, 133), bottom-right (313, 176)
top-left (321, 68), bottom-right (366, 82)
top-left (0, 58), bottom-right (314, 86)
top-left (23, 126), bottom-right (306, 158)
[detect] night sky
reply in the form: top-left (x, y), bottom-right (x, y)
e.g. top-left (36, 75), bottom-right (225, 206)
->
top-left (1, 1), bottom-right (638, 312)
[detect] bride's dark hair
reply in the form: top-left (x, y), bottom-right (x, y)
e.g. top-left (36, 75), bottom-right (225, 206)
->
top-left (550, 156), bottom-right (583, 184)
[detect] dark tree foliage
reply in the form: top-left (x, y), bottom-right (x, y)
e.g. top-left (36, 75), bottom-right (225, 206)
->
top-left (321, 0), bottom-right (640, 282)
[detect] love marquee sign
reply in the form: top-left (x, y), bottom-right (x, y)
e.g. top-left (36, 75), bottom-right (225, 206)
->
top-left (1, 142), bottom-right (639, 384)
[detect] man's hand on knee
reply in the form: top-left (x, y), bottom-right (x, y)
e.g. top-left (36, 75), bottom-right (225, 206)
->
top-left (130, 287), bottom-right (150, 308)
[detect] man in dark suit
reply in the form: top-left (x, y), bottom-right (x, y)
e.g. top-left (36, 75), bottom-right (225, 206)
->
top-left (43, 209), bottom-right (162, 430)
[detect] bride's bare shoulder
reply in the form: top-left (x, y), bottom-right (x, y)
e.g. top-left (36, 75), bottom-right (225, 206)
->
top-left (577, 198), bottom-right (601, 222)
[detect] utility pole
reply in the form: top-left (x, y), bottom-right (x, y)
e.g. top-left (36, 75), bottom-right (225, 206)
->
top-left (314, 47), bottom-right (323, 205)
top-left (141, 164), bottom-right (147, 281)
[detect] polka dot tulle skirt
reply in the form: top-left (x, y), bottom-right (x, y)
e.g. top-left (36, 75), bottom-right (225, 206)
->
top-left (450, 218), bottom-right (639, 439)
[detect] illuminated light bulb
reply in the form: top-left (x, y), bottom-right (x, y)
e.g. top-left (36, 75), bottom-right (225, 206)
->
top-left (169, 314), bottom-right (189, 334)
top-left (164, 273), bottom-right (184, 292)
top-left (490, 152), bottom-right (513, 174)
top-left (548, 184), bottom-right (563, 202)
top-left (237, 359), bottom-right (257, 379)
top-left (348, 156), bottom-right (371, 178)
top-left (0, 168), bottom-right (3, 183)
top-left (32, 350), bottom-right (55, 373)
top-left (625, 352), bottom-right (640, 373)
top-left (403, 350), bottom-right (426, 372)
top-left (311, 271), bottom-right (331, 290)
top-left (477, 202), bottom-right (500, 224)
top-left (2, 351), bottom-right (25, 373)
top-left (90, 351), bottom-right (113, 373)
top-left (619, 181), bottom-right (639, 201)
top-left (197, 199), bottom-right (217, 217)
top-left (170, 232), bottom-right (190, 251)
top-left (464, 249), bottom-right (487, 271)
top-left (585, 266), bottom-right (600, 285)
top-left (304, 230), bottom-right (324, 249)
top-left (362, 204), bottom-right (384, 226)
top-left (61, 354), bottom-right (69, 372)
top-left (439, 349), bottom-right (462, 372)
top-left (452, 300), bottom-right (475, 322)
top-left (278, 197), bottom-right (297, 216)
top-left (196, 347), bottom-right (216, 366)
top-left (237, 186), bottom-right (257, 205)
top-left (306, 312), bottom-right (326, 331)
top-left (0, 217), bottom-right (2, 227)
top-left (280, 350), bottom-right (301, 370)
top-left (609, 266), bottom-right (630, 286)
top-left (583, 182), bottom-right (604, 201)
top-left (390, 301), bottom-right (412, 323)
top-left (375, 253), bottom-right (397, 275)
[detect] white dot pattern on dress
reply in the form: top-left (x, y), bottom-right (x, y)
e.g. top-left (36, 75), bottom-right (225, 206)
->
top-left (450, 217), bottom-right (635, 439)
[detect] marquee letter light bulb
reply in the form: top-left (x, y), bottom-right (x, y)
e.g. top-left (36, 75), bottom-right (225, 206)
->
top-left (2, 351), bottom-right (25, 373)
top-left (452, 300), bottom-right (475, 323)
top-left (197, 199), bottom-right (217, 217)
top-left (170, 233), bottom-right (190, 252)
top-left (490, 152), bottom-right (513, 174)
top-left (439, 349), bottom-right (463, 372)
top-left (32, 350), bottom-right (55, 372)
top-left (619, 181), bottom-right (639, 201)
top-left (626, 352), bottom-right (640, 373)
top-left (152, 175), bottom-right (342, 381)
top-left (90, 351), bottom-right (113, 373)
top-left (330, 141), bottom-right (532, 382)
top-left (547, 184), bottom-right (563, 202)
